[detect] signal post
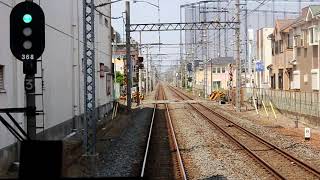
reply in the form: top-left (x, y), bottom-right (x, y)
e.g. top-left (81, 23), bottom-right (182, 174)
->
top-left (10, 1), bottom-right (45, 139)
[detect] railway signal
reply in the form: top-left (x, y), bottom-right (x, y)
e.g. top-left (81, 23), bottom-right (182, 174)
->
top-left (10, 1), bottom-right (45, 62)
top-left (9, 1), bottom-right (45, 140)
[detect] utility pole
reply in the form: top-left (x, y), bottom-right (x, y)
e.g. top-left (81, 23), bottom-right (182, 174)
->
top-left (125, 1), bottom-right (132, 111)
top-left (205, 28), bottom-right (209, 98)
top-left (179, 6), bottom-right (184, 89)
top-left (245, 0), bottom-right (248, 87)
top-left (248, 29), bottom-right (253, 87)
top-left (272, 0), bottom-right (275, 25)
top-left (236, 0), bottom-right (241, 112)
top-left (138, 32), bottom-right (142, 105)
top-left (82, 0), bottom-right (97, 176)
top-left (157, 0), bottom-right (161, 83)
top-left (218, 0), bottom-right (221, 58)
top-left (204, 3), bottom-right (208, 99)
top-left (149, 56), bottom-right (152, 91)
top-left (83, 0), bottom-right (96, 155)
top-left (192, 7), bottom-right (196, 95)
top-left (224, 11), bottom-right (228, 57)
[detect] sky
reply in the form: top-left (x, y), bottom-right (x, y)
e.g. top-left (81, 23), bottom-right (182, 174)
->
top-left (111, 0), bottom-right (320, 72)
top-left (111, 0), bottom-right (197, 71)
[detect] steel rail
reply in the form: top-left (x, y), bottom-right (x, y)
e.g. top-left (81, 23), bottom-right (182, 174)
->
top-left (169, 85), bottom-right (320, 179)
top-left (168, 86), bottom-right (285, 179)
top-left (140, 86), bottom-right (159, 177)
top-left (162, 85), bottom-right (188, 180)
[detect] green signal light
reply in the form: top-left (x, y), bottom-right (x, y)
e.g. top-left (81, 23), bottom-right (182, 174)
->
top-left (23, 14), bottom-right (32, 23)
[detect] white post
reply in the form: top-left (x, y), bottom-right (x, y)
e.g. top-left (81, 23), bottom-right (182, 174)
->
top-left (139, 68), bottom-right (142, 97)
top-left (146, 46), bottom-right (149, 95)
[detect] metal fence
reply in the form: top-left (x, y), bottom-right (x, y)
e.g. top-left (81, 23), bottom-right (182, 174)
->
top-left (243, 88), bottom-right (320, 118)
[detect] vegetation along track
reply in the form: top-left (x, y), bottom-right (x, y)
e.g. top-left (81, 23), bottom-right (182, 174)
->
top-left (141, 84), bottom-right (187, 179)
top-left (167, 85), bottom-right (320, 180)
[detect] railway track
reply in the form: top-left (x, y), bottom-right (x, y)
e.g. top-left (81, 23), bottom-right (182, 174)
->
top-left (141, 84), bottom-right (187, 179)
top-left (168, 85), bottom-right (320, 180)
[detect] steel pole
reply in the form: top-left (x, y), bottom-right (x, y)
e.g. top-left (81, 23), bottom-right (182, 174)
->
top-left (236, 0), bottom-right (241, 112)
top-left (125, 1), bottom-right (132, 111)
top-left (179, 6), bottom-right (184, 89)
top-left (245, 0), bottom-right (248, 87)
top-left (137, 31), bottom-right (142, 105)
top-left (224, 11), bottom-right (227, 57)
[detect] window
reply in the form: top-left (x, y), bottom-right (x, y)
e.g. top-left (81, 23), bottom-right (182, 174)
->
top-left (212, 81), bottom-right (221, 90)
top-left (217, 67), bottom-right (221, 73)
top-left (297, 48), bottom-right (301, 56)
top-left (287, 33), bottom-right (293, 49)
top-left (271, 41), bottom-right (275, 56)
top-left (309, 27), bottom-right (314, 44)
top-left (275, 41), bottom-right (279, 54)
top-left (294, 35), bottom-right (300, 47)
top-left (106, 75), bottom-right (111, 96)
top-left (303, 30), bottom-right (308, 46)
top-left (311, 69), bottom-right (319, 90)
top-left (0, 65), bottom-right (4, 90)
top-left (280, 40), bottom-right (284, 53)
top-left (212, 67), bottom-right (216, 73)
top-left (104, 18), bottom-right (109, 27)
top-left (301, 30), bottom-right (306, 47)
top-left (308, 26), bottom-right (319, 45)
top-left (99, 13), bottom-right (103, 24)
top-left (293, 70), bottom-right (300, 89)
top-left (222, 67), bottom-right (226, 73)
top-left (278, 69), bottom-right (283, 90)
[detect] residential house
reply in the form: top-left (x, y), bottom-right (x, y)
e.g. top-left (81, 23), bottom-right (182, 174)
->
top-left (194, 57), bottom-right (236, 95)
top-left (270, 19), bottom-right (295, 90)
top-left (291, 5), bottom-right (320, 91)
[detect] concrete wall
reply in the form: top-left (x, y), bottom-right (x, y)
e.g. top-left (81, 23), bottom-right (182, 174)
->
top-left (0, 0), bottom-right (113, 171)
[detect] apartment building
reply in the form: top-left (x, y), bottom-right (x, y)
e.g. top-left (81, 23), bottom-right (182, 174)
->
top-left (270, 19), bottom-right (295, 90)
top-left (291, 5), bottom-right (320, 92)
top-left (256, 28), bottom-right (274, 88)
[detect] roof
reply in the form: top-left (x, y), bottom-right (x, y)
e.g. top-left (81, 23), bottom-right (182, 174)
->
top-left (210, 57), bottom-right (234, 65)
top-left (295, 6), bottom-right (309, 23)
top-left (272, 19), bottom-right (294, 40)
top-left (292, 5), bottom-right (320, 27)
top-left (277, 19), bottom-right (295, 32)
top-left (310, 5), bottom-right (320, 16)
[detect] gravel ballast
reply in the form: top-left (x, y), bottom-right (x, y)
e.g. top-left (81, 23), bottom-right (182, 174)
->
top-left (164, 86), bottom-right (273, 179)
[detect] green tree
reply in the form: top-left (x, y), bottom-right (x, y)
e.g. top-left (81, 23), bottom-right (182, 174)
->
top-left (116, 71), bottom-right (124, 86)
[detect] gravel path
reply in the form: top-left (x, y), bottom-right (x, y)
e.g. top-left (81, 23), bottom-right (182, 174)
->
top-left (206, 103), bottom-right (320, 171)
top-left (179, 86), bottom-right (320, 173)
top-left (95, 96), bottom-right (155, 177)
top-left (164, 86), bottom-right (273, 179)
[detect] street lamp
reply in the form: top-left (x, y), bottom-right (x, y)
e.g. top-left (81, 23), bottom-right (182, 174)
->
top-left (95, 0), bottom-right (124, 8)
top-left (133, 0), bottom-right (160, 93)
top-left (133, 0), bottom-right (159, 8)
